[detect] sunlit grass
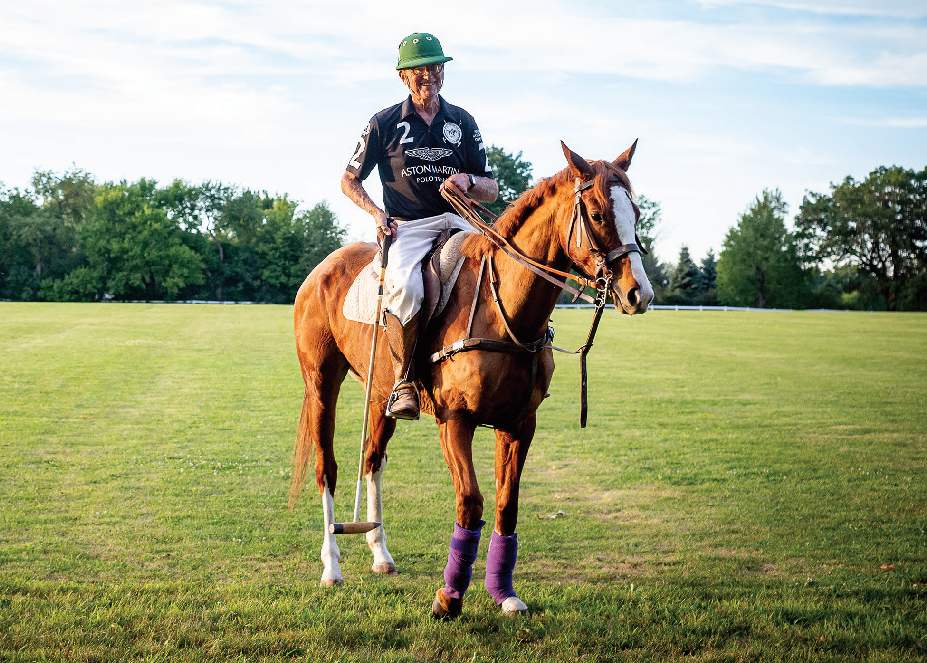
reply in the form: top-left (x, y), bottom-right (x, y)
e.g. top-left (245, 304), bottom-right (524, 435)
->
top-left (1, 302), bottom-right (924, 661)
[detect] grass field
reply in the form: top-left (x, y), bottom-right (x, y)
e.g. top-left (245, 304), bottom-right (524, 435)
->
top-left (1, 302), bottom-right (925, 662)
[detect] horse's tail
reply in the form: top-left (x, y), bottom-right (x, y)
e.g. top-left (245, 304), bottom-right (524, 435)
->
top-left (288, 391), bottom-right (314, 510)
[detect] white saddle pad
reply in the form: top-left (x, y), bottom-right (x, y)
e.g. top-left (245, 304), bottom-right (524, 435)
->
top-left (342, 232), bottom-right (472, 324)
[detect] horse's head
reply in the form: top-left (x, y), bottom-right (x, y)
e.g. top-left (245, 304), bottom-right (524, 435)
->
top-left (560, 141), bottom-right (654, 315)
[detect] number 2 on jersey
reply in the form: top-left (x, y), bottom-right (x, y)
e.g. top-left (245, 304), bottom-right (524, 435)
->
top-left (397, 122), bottom-right (413, 145)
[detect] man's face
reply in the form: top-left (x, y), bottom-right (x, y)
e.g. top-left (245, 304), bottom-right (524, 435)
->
top-left (401, 64), bottom-right (444, 102)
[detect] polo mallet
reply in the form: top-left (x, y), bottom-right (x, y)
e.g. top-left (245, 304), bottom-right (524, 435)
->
top-left (329, 226), bottom-right (393, 536)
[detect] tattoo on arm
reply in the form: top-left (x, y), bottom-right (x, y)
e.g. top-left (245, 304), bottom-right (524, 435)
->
top-left (341, 172), bottom-right (384, 218)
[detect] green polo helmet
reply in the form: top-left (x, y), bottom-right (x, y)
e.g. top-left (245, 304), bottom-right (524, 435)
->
top-left (396, 32), bottom-right (453, 70)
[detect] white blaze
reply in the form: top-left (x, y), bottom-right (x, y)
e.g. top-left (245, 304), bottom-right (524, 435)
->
top-left (610, 185), bottom-right (653, 300)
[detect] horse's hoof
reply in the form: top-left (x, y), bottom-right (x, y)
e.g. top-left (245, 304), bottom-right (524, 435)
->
top-left (319, 569), bottom-right (344, 587)
top-left (431, 588), bottom-right (462, 620)
top-left (501, 596), bottom-right (529, 617)
top-left (371, 561), bottom-right (398, 576)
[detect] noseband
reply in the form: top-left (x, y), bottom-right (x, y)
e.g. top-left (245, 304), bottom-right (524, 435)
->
top-left (567, 178), bottom-right (648, 280)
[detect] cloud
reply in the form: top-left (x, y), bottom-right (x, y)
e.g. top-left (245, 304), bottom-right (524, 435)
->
top-left (1, 0), bottom-right (925, 260)
top-left (832, 114), bottom-right (927, 129)
top-left (450, 8), bottom-right (927, 88)
top-left (695, 0), bottom-right (927, 19)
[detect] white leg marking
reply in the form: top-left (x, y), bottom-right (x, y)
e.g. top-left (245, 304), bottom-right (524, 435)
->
top-left (366, 464), bottom-right (397, 575)
top-left (320, 478), bottom-right (344, 587)
top-left (501, 596), bottom-right (530, 617)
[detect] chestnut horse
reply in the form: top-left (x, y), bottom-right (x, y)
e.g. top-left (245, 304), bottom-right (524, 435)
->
top-left (290, 141), bottom-right (652, 618)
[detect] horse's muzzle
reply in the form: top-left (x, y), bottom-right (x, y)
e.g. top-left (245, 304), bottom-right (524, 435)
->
top-left (612, 273), bottom-right (653, 315)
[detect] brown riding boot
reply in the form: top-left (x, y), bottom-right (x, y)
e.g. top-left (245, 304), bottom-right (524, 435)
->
top-left (383, 311), bottom-right (420, 420)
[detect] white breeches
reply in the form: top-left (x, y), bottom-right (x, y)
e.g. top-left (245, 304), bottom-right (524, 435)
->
top-left (383, 212), bottom-right (473, 325)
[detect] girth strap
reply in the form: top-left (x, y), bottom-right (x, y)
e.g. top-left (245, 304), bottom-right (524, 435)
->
top-left (429, 255), bottom-right (551, 364)
top-left (428, 335), bottom-right (549, 364)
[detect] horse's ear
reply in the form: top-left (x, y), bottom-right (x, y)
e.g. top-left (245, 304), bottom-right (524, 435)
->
top-left (561, 141), bottom-right (594, 179)
top-left (614, 139), bottom-right (638, 171)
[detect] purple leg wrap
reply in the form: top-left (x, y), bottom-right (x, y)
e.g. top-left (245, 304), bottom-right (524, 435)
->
top-left (443, 521), bottom-right (484, 600)
top-left (485, 530), bottom-right (519, 605)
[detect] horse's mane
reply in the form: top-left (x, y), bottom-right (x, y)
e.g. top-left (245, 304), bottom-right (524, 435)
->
top-left (460, 160), bottom-right (633, 259)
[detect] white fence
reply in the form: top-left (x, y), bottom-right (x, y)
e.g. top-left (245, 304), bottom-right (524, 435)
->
top-left (555, 304), bottom-right (851, 312)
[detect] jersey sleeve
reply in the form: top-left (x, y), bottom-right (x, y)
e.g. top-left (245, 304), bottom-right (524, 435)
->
top-left (345, 119), bottom-right (380, 181)
top-left (466, 116), bottom-right (495, 179)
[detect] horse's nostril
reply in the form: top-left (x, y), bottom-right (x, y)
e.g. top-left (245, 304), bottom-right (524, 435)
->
top-left (627, 286), bottom-right (640, 307)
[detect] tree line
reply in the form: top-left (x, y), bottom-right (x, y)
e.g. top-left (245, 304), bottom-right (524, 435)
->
top-left (2, 153), bottom-right (925, 310)
top-left (596, 165), bottom-right (925, 311)
top-left (1, 170), bottom-right (345, 304)
top-left (669, 165), bottom-right (927, 311)
top-left (489, 150), bottom-right (926, 311)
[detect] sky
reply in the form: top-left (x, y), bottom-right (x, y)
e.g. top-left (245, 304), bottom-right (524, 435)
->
top-left (1, 0), bottom-right (925, 263)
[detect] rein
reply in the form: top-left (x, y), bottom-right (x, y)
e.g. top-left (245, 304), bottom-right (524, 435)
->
top-left (436, 182), bottom-right (637, 427)
top-left (442, 187), bottom-right (598, 305)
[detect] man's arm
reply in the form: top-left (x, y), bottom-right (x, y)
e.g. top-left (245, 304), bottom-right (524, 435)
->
top-left (341, 171), bottom-right (395, 238)
top-left (442, 173), bottom-right (498, 204)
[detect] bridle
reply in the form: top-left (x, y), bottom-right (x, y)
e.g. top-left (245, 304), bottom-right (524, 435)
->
top-left (442, 175), bottom-right (647, 306)
top-left (566, 177), bottom-right (648, 285)
top-left (438, 175), bottom-right (649, 427)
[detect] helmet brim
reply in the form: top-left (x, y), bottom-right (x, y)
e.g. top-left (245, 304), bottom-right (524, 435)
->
top-left (396, 55), bottom-right (453, 71)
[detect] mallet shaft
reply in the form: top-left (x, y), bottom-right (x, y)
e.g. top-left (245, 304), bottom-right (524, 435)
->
top-left (329, 521), bottom-right (381, 535)
top-left (353, 232), bottom-right (392, 523)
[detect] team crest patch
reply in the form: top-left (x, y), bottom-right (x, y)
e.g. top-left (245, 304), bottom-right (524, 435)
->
top-left (443, 122), bottom-right (462, 145)
top-left (406, 147), bottom-right (454, 162)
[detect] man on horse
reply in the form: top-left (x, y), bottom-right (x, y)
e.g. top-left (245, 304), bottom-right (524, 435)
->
top-left (341, 32), bottom-right (498, 420)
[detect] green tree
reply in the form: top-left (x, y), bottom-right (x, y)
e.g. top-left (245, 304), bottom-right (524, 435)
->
top-left (635, 194), bottom-right (660, 252)
top-left (717, 189), bottom-right (808, 308)
top-left (807, 264), bottom-right (875, 310)
top-left (298, 201), bottom-right (347, 278)
top-left (218, 188), bottom-right (273, 300)
top-left (634, 194), bottom-right (669, 303)
top-left (796, 166), bottom-right (927, 311)
top-left (3, 169), bottom-right (346, 303)
top-left (0, 187), bottom-right (43, 300)
top-left (9, 207), bottom-right (58, 283)
top-left (696, 249), bottom-right (718, 305)
top-left (80, 179), bottom-right (204, 300)
top-left (253, 198), bottom-right (347, 303)
top-left (4, 168), bottom-right (97, 300)
top-left (196, 189), bottom-right (346, 303)
top-left (665, 245), bottom-right (700, 305)
top-left (484, 146), bottom-right (532, 217)
top-left (31, 168), bottom-right (96, 227)
top-left (159, 180), bottom-right (234, 301)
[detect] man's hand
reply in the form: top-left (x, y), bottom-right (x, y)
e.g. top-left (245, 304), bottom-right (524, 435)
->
top-left (442, 173), bottom-right (471, 198)
top-left (376, 212), bottom-right (397, 242)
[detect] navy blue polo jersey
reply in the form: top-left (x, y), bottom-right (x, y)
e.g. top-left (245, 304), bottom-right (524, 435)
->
top-left (346, 95), bottom-right (494, 219)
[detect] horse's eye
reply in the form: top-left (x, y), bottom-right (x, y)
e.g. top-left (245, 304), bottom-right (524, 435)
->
top-left (590, 212), bottom-right (603, 222)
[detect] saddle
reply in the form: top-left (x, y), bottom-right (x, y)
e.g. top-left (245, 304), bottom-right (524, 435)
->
top-left (342, 229), bottom-right (473, 328)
